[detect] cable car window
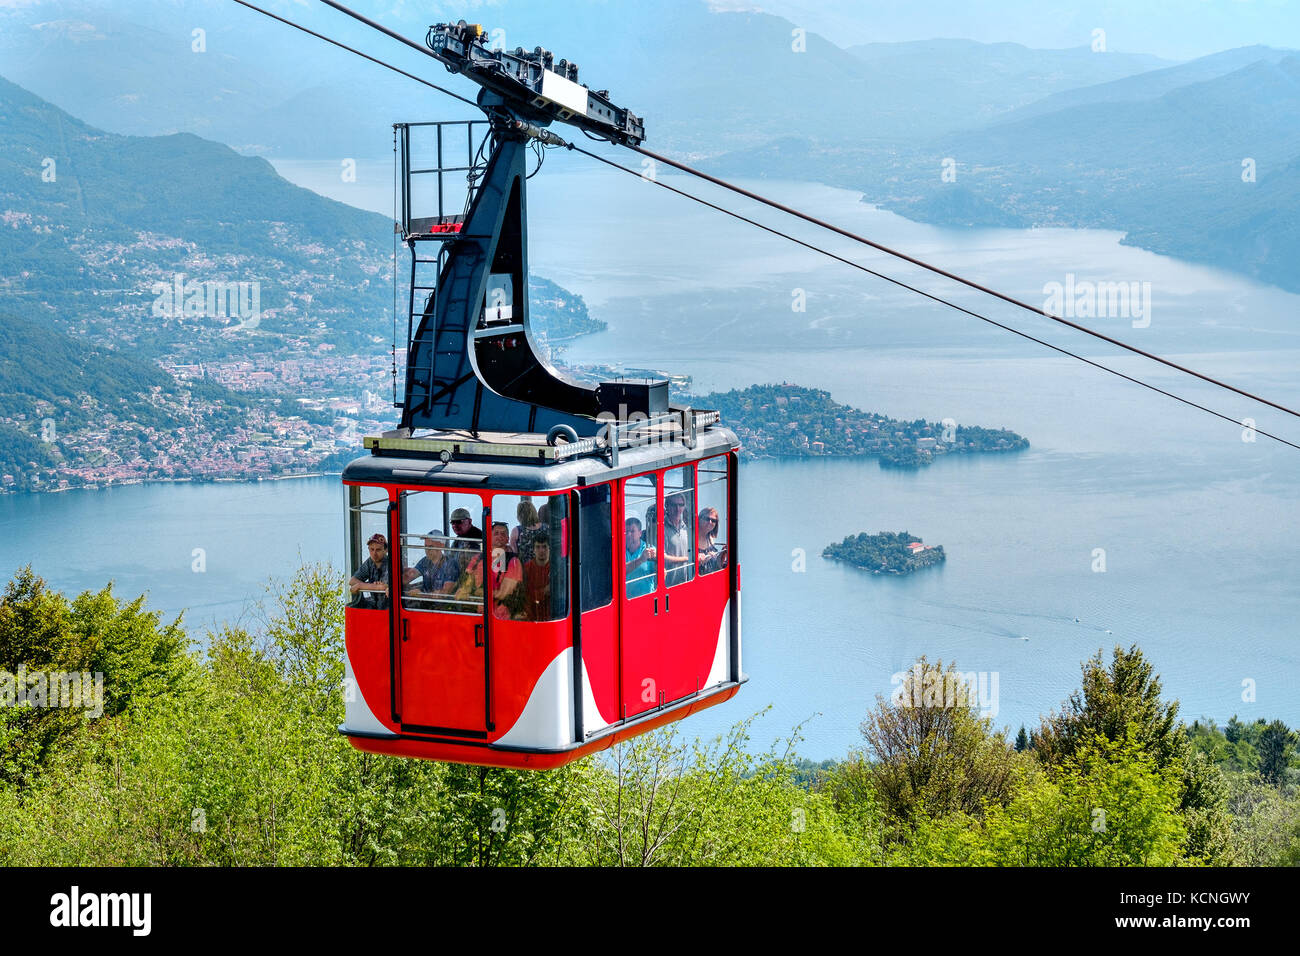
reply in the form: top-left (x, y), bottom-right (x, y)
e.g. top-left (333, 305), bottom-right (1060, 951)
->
top-left (579, 485), bottom-right (613, 612)
top-left (493, 493), bottom-right (569, 622)
top-left (345, 485), bottom-right (392, 610)
top-left (663, 465), bottom-right (695, 589)
top-left (623, 474), bottom-right (657, 599)
top-left (696, 456), bottom-right (729, 576)
top-left (399, 490), bottom-right (485, 615)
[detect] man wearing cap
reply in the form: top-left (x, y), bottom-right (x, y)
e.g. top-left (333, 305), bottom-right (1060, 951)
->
top-left (349, 533), bottom-right (391, 610)
top-left (447, 507), bottom-right (485, 611)
top-left (449, 507), bottom-right (484, 543)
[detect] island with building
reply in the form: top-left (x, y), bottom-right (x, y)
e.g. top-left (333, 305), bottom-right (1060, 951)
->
top-left (684, 384), bottom-right (1028, 467)
top-left (823, 531), bottom-right (945, 575)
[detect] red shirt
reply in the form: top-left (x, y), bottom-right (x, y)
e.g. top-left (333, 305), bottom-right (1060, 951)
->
top-left (523, 560), bottom-right (552, 620)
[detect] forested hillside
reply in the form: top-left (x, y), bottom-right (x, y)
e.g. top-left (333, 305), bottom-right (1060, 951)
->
top-left (0, 313), bottom-right (252, 490)
top-left (1, 566), bottom-right (1295, 866)
top-left (0, 77), bottom-right (607, 491)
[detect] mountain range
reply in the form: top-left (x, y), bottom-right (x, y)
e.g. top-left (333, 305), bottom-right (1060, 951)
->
top-left (707, 50), bottom-right (1300, 292)
top-left (3, 0), bottom-right (1295, 296)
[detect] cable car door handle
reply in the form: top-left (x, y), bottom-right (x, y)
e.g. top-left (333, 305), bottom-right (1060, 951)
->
top-left (654, 597), bottom-right (658, 616)
top-left (474, 623), bottom-right (484, 647)
top-left (402, 619), bottom-right (409, 642)
top-left (665, 593), bottom-right (670, 612)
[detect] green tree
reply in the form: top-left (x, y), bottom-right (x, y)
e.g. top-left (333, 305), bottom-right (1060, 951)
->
top-left (573, 714), bottom-right (867, 866)
top-left (844, 657), bottom-right (1021, 829)
top-left (899, 727), bottom-right (1188, 866)
top-left (1257, 720), bottom-right (1296, 789)
top-left (1195, 716), bottom-right (1264, 774)
top-left (1033, 645), bottom-right (1231, 862)
top-left (1227, 776), bottom-right (1300, 865)
top-left (1225, 715), bottom-right (1245, 744)
top-left (1033, 645), bottom-right (1179, 766)
top-left (1015, 725), bottom-right (1030, 752)
top-left (415, 762), bottom-right (597, 867)
top-left (0, 567), bottom-right (191, 788)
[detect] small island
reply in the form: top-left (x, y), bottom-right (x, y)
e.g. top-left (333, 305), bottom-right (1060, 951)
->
top-left (823, 531), bottom-right (945, 575)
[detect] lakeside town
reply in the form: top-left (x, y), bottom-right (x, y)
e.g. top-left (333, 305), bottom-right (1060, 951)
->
top-left (0, 353), bottom-right (396, 493)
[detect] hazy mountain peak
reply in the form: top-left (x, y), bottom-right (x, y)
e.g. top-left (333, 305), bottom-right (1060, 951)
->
top-left (996, 43), bottom-right (1299, 124)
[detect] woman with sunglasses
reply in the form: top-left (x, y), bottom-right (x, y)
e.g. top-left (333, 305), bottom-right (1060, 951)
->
top-left (697, 507), bottom-right (728, 575)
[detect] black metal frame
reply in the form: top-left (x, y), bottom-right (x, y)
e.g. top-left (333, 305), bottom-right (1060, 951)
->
top-left (426, 22), bottom-right (645, 147)
top-left (397, 120), bottom-right (491, 237)
top-left (387, 499), bottom-right (402, 723)
top-left (400, 128), bottom-right (600, 438)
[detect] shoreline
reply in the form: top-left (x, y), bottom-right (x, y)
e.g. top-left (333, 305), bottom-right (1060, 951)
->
top-left (5, 472), bottom-right (343, 496)
top-left (10, 437), bottom-right (1032, 496)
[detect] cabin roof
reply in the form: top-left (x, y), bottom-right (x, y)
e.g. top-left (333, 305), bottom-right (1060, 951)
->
top-left (342, 426), bottom-right (738, 491)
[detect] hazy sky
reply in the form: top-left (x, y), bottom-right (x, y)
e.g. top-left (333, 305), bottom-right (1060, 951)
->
top-left (719, 0), bottom-right (1300, 60)
top-left (6, 1), bottom-right (1295, 63)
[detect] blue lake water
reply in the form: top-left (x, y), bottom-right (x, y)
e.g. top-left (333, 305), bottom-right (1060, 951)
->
top-left (5, 161), bottom-right (1297, 759)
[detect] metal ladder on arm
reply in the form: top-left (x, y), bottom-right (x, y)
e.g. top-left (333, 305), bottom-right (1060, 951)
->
top-left (408, 240), bottom-right (484, 423)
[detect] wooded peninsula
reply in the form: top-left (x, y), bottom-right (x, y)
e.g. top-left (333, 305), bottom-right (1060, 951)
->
top-left (689, 384), bottom-right (1029, 466)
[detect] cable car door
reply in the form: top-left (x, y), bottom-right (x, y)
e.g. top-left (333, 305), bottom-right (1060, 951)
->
top-left (576, 485), bottom-right (618, 732)
top-left (620, 473), bottom-right (661, 719)
top-left (395, 490), bottom-right (489, 736)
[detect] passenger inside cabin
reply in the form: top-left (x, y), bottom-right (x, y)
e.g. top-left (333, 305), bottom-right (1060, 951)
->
top-left (661, 492), bottom-right (693, 586)
top-left (450, 507), bottom-right (484, 543)
top-left (522, 531), bottom-right (553, 621)
top-left (403, 530), bottom-right (461, 603)
top-left (697, 507), bottom-right (728, 575)
top-left (537, 501), bottom-right (552, 547)
top-left (447, 511), bottom-right (484, 610)
top-left (491, 521), bottom-right (525, 619)
top-left (349, 533), bottom-right (391, 609)
top-left (451, 537), bottom-right (484, 610)
top-left (624, 516), bottom-right (657, 598)
top-left (511, 499), bottom-right (543, 562)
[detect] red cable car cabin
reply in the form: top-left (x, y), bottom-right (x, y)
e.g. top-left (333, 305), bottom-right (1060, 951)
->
top-left (340, 27), bottom-right (743, 767)
top-left (340, 424), bottom-right (743, 769)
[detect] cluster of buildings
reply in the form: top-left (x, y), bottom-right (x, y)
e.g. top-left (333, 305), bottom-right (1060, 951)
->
top-left (713, 385), bottom-right (1025, 464)
top-left (3, 379), bottom-right (395, 493)
top-left (169, 354), bottom-right (392, 396)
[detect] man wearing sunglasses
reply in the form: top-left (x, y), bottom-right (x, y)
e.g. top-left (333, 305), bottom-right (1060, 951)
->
top-left (661, 493), bottom-right (693, 588)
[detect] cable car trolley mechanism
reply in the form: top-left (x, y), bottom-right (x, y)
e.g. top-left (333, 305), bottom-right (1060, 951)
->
top-left (341, 21), bottom-right (743, 769)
